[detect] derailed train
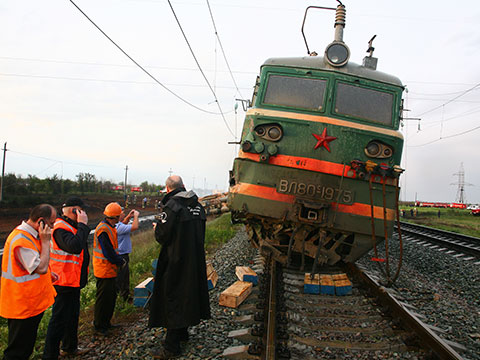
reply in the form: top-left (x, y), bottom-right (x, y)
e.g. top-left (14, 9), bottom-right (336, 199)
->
top-left (228, 1), bottom-right (405, 270)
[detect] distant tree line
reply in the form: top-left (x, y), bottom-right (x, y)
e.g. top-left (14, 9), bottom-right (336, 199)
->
top-left (0, 172), bottom-right (165, 207)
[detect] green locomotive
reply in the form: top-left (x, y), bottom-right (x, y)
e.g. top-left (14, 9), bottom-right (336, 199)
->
top-left (228, 2), bottom-right (404, 270)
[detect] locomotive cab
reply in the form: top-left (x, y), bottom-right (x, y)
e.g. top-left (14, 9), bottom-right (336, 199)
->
top-left (228, 2), bottom-right (405, 269)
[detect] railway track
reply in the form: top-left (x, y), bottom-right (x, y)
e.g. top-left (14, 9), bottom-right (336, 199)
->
top-left (224, 254), bottom-right (467, 360)
top-left (399, 221), bottom-right (480, 260)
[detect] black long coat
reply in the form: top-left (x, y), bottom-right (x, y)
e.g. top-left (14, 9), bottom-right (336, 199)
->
top-left (148, 188), bottom-right (211, 329)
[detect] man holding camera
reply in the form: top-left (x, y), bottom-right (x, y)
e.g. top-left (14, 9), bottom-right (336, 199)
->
top-left (149, 175), bottom-right (211, 359)
top-left (116, 208), bottom-right (139, 302)
top-left (93, 202), bottom-right (126, 335)
top-left (43, 197), bottom-right (90, 359)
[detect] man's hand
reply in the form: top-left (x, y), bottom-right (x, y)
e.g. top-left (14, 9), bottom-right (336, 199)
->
top-left (77, 209), bottom-right (88, 225)
top-left (128, 210), bottom-right (135, 217)
top-left (133, 210), bottom-right (139, 217)
top-left (39, 221), bottom-right (52, 243)
top-left (152, 222), bottom-right (157, 230)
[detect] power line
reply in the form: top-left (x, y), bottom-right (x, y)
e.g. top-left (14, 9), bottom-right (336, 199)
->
top-left (409, 88), bottom-right (480, 97)
top-left (0, 56), bottom-right (258, 75)
top-left (0, 72), bottom-right (251, 91)
top-left (414, 81), bottom-right (480, 117)
top-left (167, 0), bottom-right (235, 137)
top-left (68, 0), bottom-right (225, 115)
top-left (9, 150), bottom-right (117, 169)
top-left (205, 0), bottom-right (244, 99)
top-left (409, 124), bottom-right (480, 147)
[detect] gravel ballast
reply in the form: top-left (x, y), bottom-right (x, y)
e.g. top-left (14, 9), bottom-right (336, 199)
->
top-left (357, 234), bottom-right (480, 360)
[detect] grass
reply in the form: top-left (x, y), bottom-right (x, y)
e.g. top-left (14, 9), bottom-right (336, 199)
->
top-left (400, 207), bottom-right (480, 237)
top-left (0, 213), bottom-right (239, 358)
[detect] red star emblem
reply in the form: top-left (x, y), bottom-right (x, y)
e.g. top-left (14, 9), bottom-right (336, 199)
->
top-left (312, 128), bottom-right (337, 152)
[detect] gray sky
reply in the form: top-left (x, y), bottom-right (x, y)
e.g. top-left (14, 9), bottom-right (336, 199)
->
top-left (1, 0), bottom-right (479, 203)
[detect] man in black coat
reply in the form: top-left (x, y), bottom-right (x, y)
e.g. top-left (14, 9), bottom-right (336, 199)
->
top-left (149, 175), bottom-right (211, 359)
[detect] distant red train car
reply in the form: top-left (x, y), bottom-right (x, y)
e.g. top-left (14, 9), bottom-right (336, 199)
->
top-left (449, 203), bottom-right (467, 209)
top-left (416, 201), bottom-right (466, 209)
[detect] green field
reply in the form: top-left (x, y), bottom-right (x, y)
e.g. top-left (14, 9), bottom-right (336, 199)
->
top-left (400, 207), bottom-right (480, 237)
top-left (0, 213), bottom-right (239, 359)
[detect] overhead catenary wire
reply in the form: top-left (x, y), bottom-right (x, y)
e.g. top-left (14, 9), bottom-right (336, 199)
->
top-left (0, 55), bottom-right (257, 75)
top-left (205, 0), bottom-right (245, 99)
top-left (409, 124), bottom-right (480, 147)
top-left (415, 81), bottom-right (480, 118)
top-left (0, 72), bottom-right (250, 93)
top-left (9, 150), bottom-right (118, 169)
top-left (68, 0), bottom-right (227, 116)
top-left (167, 0), bottom-right (235, 137)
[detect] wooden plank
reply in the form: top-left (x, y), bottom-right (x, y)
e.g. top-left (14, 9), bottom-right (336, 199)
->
top-left (206, 262), bottom-right (215, 277)
top-left (332, 273), bottom-right (349, 281)
top-left (134, 277), bottom-right (154, 298)
top-left (320, 275), bottom-right (335, 295)
top-left (304, 273), bottom-right (320, 294)
top-left (219, 281), bottom-right (252, 308)
top-left (151, 259), bottom-right (158, 276)
top-left (133, 296), bottom-right (149, 307)
top-left (207, 269), bottom-right (218, 290)
top-left (334, 279), bottom-right (352, 296)
top-left (235, 266), bottom-right (258, 285)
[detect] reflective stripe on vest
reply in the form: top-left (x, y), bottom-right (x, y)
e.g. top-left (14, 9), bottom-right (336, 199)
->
top-left (93, 222), bottom-right (118, 278)
top-left (93, 223), bottom-right (115, 261)
top-left (0, 228), bottom-right (56, 319)
top-left (1, 233), bottom-right (41, 283)
top-left (49, 218), bottom-right (84, 287)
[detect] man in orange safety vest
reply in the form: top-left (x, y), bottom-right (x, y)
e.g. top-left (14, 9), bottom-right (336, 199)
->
top-left (0, 204), bottom-right (57, 360)
top-left (92, 202), bottom-right (126, 335)
top-left (42, 197), bottom-right (91, 359)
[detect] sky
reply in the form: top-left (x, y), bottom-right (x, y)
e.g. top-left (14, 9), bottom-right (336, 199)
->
top-left (1, 0), bottom-right (479, 203)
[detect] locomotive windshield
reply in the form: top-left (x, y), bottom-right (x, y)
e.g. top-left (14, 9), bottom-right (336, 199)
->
top-left (334, 83), bottom-right (393, 126)
top-left (263, 75), bottom-right (326, 111)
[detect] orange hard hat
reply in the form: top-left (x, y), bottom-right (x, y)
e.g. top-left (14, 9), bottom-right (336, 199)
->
top-left (104, 202), bottom-right (122, 217)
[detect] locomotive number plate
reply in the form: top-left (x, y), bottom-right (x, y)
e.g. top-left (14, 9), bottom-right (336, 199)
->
top-left (277, 179), bottom-right (354, 204)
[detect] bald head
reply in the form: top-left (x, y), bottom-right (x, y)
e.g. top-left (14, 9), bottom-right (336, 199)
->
top-left (166, 175), bottom-right (184, 193)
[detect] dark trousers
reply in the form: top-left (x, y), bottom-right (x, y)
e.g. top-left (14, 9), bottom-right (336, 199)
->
top-left (115, 254), bottom-right (130, 300)
top-left (3, 312), bottom-right (44, 360)
top-left (94, 277), bottom-right (117, 331)
top-left (42, 288), bottom-right (80, 359)
top-left (165, 327), bottom-right (188, 354)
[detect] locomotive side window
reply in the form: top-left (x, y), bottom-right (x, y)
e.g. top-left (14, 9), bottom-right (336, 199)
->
top-left (263, 75), bottom-right (326, 111)
top-left (335, 83), bottom-right (393, 126)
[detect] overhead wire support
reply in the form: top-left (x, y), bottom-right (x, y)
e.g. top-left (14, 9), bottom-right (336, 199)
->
top-left (167, 0), bottom-right (235, 137)
top-left (68, 0), bottom-right (224, 116)
top-left (205, 0), bottom-right (245, 100)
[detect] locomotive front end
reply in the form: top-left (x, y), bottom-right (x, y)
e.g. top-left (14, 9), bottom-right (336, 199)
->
top-left (228, 2), bottom-right (405, 268)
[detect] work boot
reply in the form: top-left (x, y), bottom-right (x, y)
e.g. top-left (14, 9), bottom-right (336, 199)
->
top-left (60, 347), bottom-right (90, 356)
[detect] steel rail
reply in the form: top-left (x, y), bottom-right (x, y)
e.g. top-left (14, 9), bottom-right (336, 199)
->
top-left (400, 221), bottom-right (480, 245)
top-left (264, 259), bottom-right (277, 360)
top-left (347, 263), bottom-right (464, 360)
top-left (398, 221), bottom-right (480, 258)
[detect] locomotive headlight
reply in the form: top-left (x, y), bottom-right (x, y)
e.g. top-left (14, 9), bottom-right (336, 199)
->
top-left (254, 123), bottom-right (283, 142)
top-left (365, 141), bottom-right (393, 159)
top-left (268, 127), bottom-right (281, 140)
top-left (325, 42), bottom-right (350, 67)
top-left (365, 142), bottom-right (381, 157)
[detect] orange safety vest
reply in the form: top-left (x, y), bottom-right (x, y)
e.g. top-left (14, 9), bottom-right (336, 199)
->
top-left (0, 227), bottom-right (56, 319)
top-left (93, 221), bottom-right (118, 278)
top-left (49, 218), bottom-right (85, 287)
